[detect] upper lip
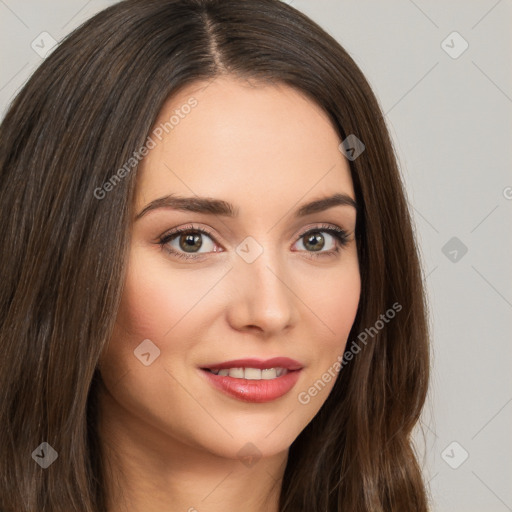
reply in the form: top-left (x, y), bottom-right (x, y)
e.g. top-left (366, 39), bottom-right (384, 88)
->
top-left (200, 357), bottom-right (303, 371)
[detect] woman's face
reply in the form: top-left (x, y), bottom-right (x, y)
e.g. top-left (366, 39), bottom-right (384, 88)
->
top-left (98, 76), bottom-right (361, 461)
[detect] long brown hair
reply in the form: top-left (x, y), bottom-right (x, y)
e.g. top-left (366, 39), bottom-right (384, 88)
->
top-left (0, 0), bottom-right (430, 510)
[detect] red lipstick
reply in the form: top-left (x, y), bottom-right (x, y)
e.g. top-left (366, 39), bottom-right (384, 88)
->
top-left (199, 357), bottom-right (303, 403)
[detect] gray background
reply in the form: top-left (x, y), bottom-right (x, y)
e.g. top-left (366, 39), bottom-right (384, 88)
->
top-left (1, 1), bottom-right (511, 510)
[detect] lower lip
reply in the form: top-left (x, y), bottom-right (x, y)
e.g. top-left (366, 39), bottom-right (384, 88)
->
top-left (199, 368), bottom-right (302, 403)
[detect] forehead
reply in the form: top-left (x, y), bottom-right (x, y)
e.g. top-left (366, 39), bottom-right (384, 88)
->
top-left (136, 76), bottom-right (354, 215)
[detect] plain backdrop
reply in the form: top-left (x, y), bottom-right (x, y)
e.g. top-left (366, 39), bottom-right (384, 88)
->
top-left (1, 1), bottom-right (511, 510)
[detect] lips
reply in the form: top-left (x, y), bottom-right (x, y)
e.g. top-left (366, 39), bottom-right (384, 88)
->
top-left (198, 357), bottom-right (304, 403)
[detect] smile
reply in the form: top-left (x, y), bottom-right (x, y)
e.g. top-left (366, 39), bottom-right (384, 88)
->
top-left (204, 367), bottom-right (289, 379)
top-left (199, 357), bottom-right (304, 403)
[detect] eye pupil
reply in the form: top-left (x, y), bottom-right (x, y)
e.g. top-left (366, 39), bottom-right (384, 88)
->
top-left (180, 233), bottom-right (202, 252)
top-left (304, 232), bottom-right (324, 252)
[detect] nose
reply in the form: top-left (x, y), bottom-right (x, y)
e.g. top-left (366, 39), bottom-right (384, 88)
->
top-left (225, 245), bottom-right (298, 337)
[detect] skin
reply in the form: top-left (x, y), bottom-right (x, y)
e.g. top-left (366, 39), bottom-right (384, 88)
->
top-left (97, 76), bottom-right (361, 512)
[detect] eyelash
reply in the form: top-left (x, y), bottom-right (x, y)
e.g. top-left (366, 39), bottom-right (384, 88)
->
top-left (157, 223), bottom-right (350, 261)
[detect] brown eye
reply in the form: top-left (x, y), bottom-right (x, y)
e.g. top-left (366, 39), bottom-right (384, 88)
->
top-left (159, 226), bottom-right (218, 260)
top-left (178, 232), bottom-right (203, 253)
top-left (292, 225), bottom-right (350, 259)
top-left (303, 231), bottom-right (326, 252)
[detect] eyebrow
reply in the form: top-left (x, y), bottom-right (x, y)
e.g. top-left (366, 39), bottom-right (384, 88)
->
top-left (135, 192), bottom-right (357, 220)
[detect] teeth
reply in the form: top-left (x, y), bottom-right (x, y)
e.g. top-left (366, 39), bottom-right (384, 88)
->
top-left (228, 367), bottom-right (244, 378)
top-left (208, 367), bottom-right (289, 380)
top-left (244, 368), bottom-right (261, 380)
top-left (261, 368), bottom-right (277, 380)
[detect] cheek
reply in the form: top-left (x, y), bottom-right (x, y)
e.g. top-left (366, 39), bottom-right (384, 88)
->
top-left (329, 275), bottom-right (360, 345)
top-left (99, 251), bottom-right (185, 376)
top-left (115, 250), bottom-right (209, 339)
top-left (305, 255), bottom-right (361, 348)
top-left (115, 267), bottom-right (171, 339)
top-left (293, 260), bottom-right (360, 412)
top-left (104, 248), bottom-right (228, 377)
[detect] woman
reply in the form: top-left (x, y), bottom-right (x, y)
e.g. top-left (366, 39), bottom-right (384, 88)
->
top-left (0, 0), bottom-right (430, 510)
